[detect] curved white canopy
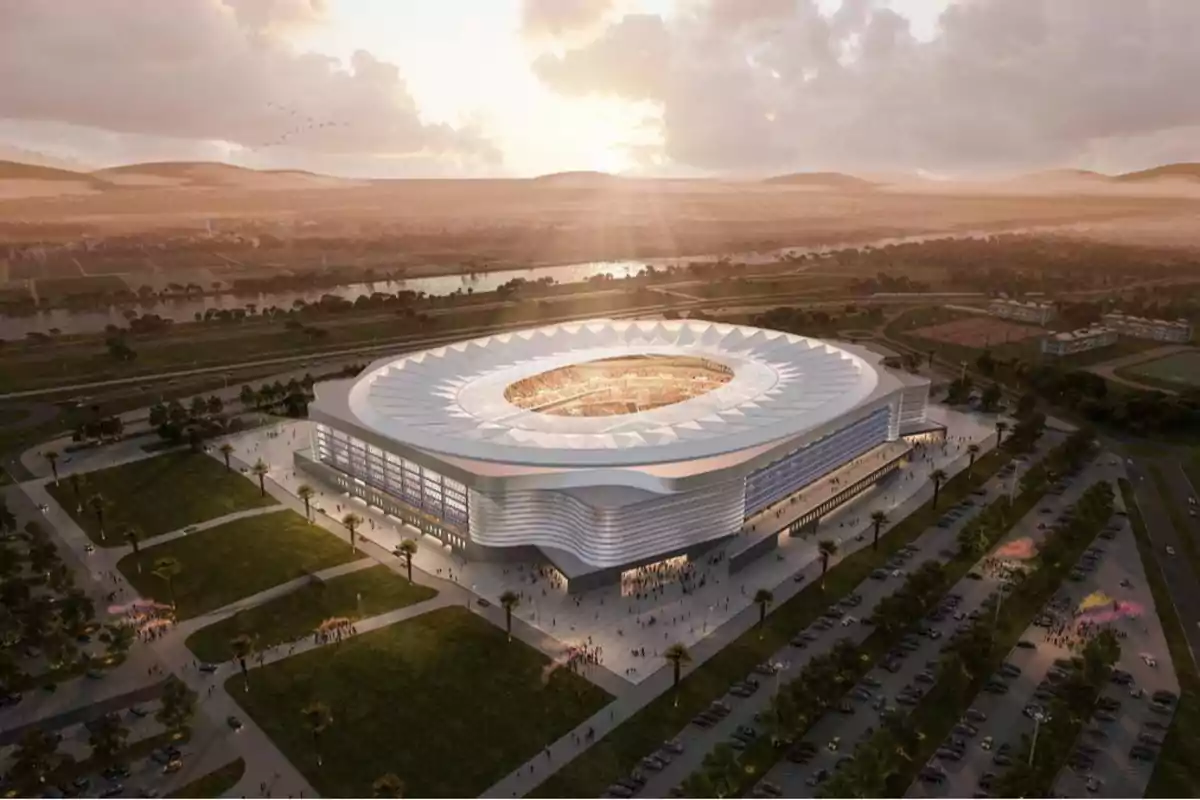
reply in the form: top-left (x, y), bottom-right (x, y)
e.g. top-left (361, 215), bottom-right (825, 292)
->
top-left (346, 319), bottom-right (879, 467)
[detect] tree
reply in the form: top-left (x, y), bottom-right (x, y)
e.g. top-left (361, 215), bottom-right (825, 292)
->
top-left (930, 468), bottom-right (948, 508)
top-left (870, 511), bottom-right (888, 551)
top-left (218, 443), bottom-right (235, 471)
top-left (0, 500), bottom-right (15, 533)
top-left (298, 484), bottom-right (316, 520)
top-left (395, 538), bottom-right (418, 583)
top-left (230, 634), bottom-right (253, 692)
top-left (87, 493), bottom-right (108, 541)
top-left (373, 773), bottom-right (405, 798)
top-left (123, 525), bottom-right (143, 573)
top-left (995, 419), bottom-right (1009, 447)
top-left (152, 557), bottom-right (183, 611)
top-left (966, 443), bottom-right (981, 477)
top-left (342, 513), bottom-right (362, 551)
top-left (251, 459), bottom-right (269, 496)
top-left (68, 471), bottom-right (82, 500)
top-left (818, 539), bottom-right (838, 589)
top-left (156, 675), bottom-right (196, 734)
top-left (499, 590), bottom-right (520, 641)
top-left (9, 728), bottom-right (62, 789)
top-left (45, 450), bottom-right (60, 484)
top-left (104, 623), bottom-right (135, 657)
top-left (753, 588), bottom-right (774, 630)
top-left (301, 701), bottom-right (333, 767)
top-left (980, 382), bottom-right (1003, 412)
top-left (663, 643), bottom-right (692, 695)
top-left (87, 713), bottom-right (129, 761)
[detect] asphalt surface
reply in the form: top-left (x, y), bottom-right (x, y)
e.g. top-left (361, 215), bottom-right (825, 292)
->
top-left (629, 435), bottom-right (1059, 798)
top-left (1125, 458), bottom-right (1200, 669)
top-left (775, 456), bottom-right (1110, 798)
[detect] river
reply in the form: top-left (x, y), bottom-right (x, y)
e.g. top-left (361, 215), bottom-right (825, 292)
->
top-left (0, 226), bottom-right (1056, 340)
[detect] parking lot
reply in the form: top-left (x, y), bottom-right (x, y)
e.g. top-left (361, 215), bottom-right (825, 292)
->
top-left (765, 457), bottom-right (1109, 797)
top-left (622, 438), bottom-right (1059, 798)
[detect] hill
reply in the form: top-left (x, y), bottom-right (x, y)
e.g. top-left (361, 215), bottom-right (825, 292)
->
top-left (531, 170), bottom-right (624, 185)
top-left (1018, 168), bottom-right (1110, 183)
top-left (91, 161), bottom-right (354, 189)
top-left (763, 172), bottom-right (876, 189)
top-left (0, 160), bottom-right (95, 182)
top-left (1114, 163), bottom-right (1200, 183)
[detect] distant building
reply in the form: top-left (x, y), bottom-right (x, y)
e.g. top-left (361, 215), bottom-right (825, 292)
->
top-left (988, 299), bottom-right (1056, 326)
top-left (1101, 313), bottom-right (1192, 343)
top-left (1041, 326), bottom-right (1118, 357)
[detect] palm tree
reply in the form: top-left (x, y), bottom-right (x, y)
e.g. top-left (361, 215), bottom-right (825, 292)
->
top-left (152, 557), bottom-right (182, 611)
top-left (663, 642), bottom-right (692, 696)
top-left (372, 773), bottom-right (405, 798)
top-left (499, 590), bottom-right (520, 641)
top-left (87, 493), bottom-right (108, 541)
top-left (967, 443), bottom-right (980, 477)
top-left (995, 420), bottom-right (1009, 448)
top-left (298, 484), bottom-right (315, 520)
top-left (251, 459), bottom-right (269, 496)
top-left (753, 588), bottom-right (774, 630)
top-left (230, 634), bottom-right (253, 692)
top-left (45, 450), bottom-right (60, 484)
top-left (218, 443), bottom-right (235, 471)
top-left (87, 712), bottom-right (129, 761)
top-left (395, 538), bottom-right (418, 583)
top-left (301, 701), bottom-right (333, 767)
top-left (930, 468), bottom-right (948, 508)
top-left (818, 539), bottom-right (838, 589)
top-left (123, 526), bottom-right (143, 573)
top-left (68, 472), bottom-right (82, 503)
top-left (342, 513), bottom-right (362, 551)
top-left (870, 511), bottom-right (888, 550)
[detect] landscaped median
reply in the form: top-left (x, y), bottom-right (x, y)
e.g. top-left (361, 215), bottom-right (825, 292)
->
top-left (532, 446), bottom-right (1016, 798)
top-left (167, 758), bottom-right (245, 798)
top-left (45, 451), bottom-right (275, 545)
top-left (822, 479), bottom-right (1115, 797)
top-left (117, 509), bottom-right (361, 619)
top-left (231, 606), bottom-right (610, 798)
top-left (184, 564), bottom-right (436, 662)
top-left (1121, 478), bottom-right (1200, 797)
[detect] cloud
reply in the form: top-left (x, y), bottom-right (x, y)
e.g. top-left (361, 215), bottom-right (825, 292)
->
top-left (521, 0), bottom-right (615, 40)
top-left (533, 0), bottom-right (1200, 174)
top-left (0, 0), bottom-right (499, 171)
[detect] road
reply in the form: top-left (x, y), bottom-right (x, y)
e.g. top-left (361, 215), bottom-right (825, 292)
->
top-left (1125, 458), bottom-right (1200, 669)
top-left (632, 436), bottom-right (1057, 798)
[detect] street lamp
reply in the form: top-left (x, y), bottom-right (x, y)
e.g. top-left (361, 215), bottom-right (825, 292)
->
top-left (1029, 709), bottom-right (1052, 766)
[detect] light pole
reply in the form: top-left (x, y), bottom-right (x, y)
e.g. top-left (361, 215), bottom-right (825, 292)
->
top-left (773, 661), bottom-right (790, 698)
top-left (1029, 709), bottom-right (1051, 766)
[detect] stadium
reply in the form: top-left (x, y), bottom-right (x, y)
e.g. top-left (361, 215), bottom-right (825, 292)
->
top-left (299, 319), bottom-right (934, 592)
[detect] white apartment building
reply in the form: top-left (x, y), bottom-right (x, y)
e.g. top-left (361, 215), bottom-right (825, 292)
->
top-left (1101, 313), bottom-right (1193, 343)
top-left (1041, 326), bottom-right (1118, 357)
top-left (989, 299), bottom-right (1056, 326)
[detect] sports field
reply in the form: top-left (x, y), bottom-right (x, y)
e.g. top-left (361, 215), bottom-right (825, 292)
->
top-left (910, 316), bottom-right (1043, 348)
top-left (1127, 350), bottom-right (1200, 389)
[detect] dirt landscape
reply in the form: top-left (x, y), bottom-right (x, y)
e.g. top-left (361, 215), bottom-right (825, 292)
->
top-left (3, 161), bottom-right (1200, 286)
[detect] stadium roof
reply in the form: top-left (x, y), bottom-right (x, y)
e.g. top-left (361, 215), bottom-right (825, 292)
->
top-left (342, 319), bottom-right (881, 467)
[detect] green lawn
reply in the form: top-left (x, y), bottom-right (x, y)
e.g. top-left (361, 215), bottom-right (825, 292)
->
top-left (232, 606), bottom-right (610, 798)
top-left (46, 451), bottom-right (276, 545)
top-left (534, 446), bottom-right (1012, 797)
top-left (117, 510), bottom-right (361, 619)
top-left (1123, 350), bottom-right (1200, 391)
top-left (185, 565), bottom-right (437, 662)
top-left (1122, 479), bottom-right (1200, 797)
top-left (168, 758), bottom-right (245, 798)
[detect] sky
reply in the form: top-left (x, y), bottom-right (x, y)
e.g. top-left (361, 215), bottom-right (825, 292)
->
top-left (0, 0), bottom-right (1198, 178)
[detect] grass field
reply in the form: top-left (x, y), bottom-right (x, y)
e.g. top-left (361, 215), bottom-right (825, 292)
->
top-left (1120, 479), bottom-right (1200, 797)
top-left (185, 565), bottom-right (437, 662)
top-left (1124, 350), bottom-right (1200, 390)
top-left (46, 451), bottom-right (276, 545)
top-left (168, 759), bottom-right (245, 798)
top-left (233, 606), bottom-right (610, 798)
top-left (533, 446), bottom-right (1012, 797)
top-left (117, 510), bottom-right (360, 619)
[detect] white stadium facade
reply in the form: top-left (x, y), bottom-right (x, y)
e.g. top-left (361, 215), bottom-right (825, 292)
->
top-left (298, 319), bottom-right (937, 592)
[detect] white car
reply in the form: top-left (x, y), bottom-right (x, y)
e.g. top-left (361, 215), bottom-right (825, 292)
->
top-left (1166, 546), bottom-right (1176, 556)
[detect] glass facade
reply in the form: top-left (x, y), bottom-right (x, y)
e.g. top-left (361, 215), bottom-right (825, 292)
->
top-left (743, 407), bottom-right (890, 518)
top-left (313, 424), bottom-right (468, 528)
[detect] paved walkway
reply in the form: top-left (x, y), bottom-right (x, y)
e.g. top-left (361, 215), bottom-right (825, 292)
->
top-left (1086, 344), bottom-right (1192, 395)
top-left (136, 505), bottom-right (283, 551)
